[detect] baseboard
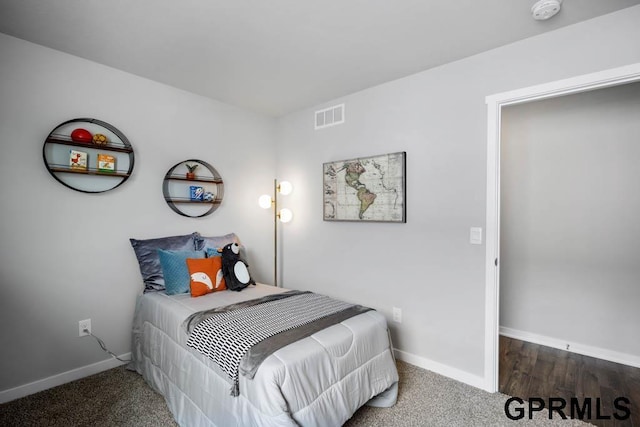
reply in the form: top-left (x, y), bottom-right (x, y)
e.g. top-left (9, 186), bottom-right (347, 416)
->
top-left (393, 348), bottom-right (486, 391)
top-left (0, 353), bottom-right (131, 404)
top-left (500, 326), bottom-right (640, 369)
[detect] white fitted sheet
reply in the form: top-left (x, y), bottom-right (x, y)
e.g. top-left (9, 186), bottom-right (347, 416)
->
top-left (131, 284), bottom-right (398, 427)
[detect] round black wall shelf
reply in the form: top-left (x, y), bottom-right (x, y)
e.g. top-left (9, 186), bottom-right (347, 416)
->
top-left (162, 159), bottom-right (224, 217)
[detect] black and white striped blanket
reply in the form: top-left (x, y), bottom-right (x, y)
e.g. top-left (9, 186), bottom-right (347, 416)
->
top-left (184, 291), bottom-right (369, 396)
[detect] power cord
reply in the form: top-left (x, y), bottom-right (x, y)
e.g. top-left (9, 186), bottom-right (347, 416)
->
top-left (84, 328), bottom-right (131, 363)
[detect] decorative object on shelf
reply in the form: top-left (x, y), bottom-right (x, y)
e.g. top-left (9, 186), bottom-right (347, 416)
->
top-left (92, 133), bottom-right (109, 145)
top-left (69, 149), bottom-right (88, 170)
top-left (97, 153), bottom-right (116, 173)
top-left (323, 151), bottom-right (406, 223)
top-left (190, 186), bottom-right (204, 201)
top-left (43, 118), bottom-right (135, 193)
top-left (70, 128), bottom-right (93, 143)
top-left (258, 179), bottom-right (293, 287)
top-left (163, 159), bottom-right (224, 218)
top-left (185, 163), bottom-right (199, 180)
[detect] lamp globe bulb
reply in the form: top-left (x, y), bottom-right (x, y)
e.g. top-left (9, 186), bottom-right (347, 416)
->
top-left (258, 194), bottom-right (272, 209)
top-left (278, 181), bottom-right (293, 196)
top-left (279, 208), bottom-right (293, 223)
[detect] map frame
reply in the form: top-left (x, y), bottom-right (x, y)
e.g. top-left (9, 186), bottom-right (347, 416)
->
top-left (323, 151), bottom-right (406, 223)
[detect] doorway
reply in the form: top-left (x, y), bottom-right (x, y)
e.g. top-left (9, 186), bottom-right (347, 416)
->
top-left (499, 80), bottom-right (640, 354)
top-left (484, 62), bottom-right (640, 393)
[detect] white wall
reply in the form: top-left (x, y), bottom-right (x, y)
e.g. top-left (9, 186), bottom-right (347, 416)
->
top-left (500, 82), bottom-right (640, 358)
top-left (0, 33), bottom-right (277, 393)
top-left (276, 6), bottom-right (640, 385)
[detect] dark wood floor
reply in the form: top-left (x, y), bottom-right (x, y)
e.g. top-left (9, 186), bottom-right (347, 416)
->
top-left (500, 336), bottom-right (640, 427)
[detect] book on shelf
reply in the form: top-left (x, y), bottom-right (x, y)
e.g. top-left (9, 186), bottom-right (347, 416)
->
top-left (69, 150), bottom-right (88, 170)
top-left (190, 186), bottom-right (204, 201)
top-left (97, 153), bottom-right (116, 172)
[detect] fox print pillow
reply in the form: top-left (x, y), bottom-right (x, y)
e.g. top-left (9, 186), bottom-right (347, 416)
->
top-left (186, 257), bottom-right (226, 297)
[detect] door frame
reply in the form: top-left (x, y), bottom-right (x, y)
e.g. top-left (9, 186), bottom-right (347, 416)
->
top-left (483, 62), bottom-right (640, 393)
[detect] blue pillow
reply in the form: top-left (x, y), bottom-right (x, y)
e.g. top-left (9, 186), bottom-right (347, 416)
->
top-left (158, 249), bottom-right (205, 295)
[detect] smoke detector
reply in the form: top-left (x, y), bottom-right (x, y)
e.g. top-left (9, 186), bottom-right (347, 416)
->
top-left (531, 0), bottom-right (562, 20)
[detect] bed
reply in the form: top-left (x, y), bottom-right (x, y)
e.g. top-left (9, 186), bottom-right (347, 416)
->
top-left (130, 283), bottom-right (399, 427)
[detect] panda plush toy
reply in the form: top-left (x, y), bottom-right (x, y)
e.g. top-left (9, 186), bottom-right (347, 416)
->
top-left (219, 243), bottom-right (255, 291)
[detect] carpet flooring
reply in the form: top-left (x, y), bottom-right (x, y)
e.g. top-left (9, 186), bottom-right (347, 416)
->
top-left (0, 360), bottom-right (592, 426)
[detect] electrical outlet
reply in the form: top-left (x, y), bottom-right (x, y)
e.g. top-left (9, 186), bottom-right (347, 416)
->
top-left (392, 307), bottom-right (402, 323)
top-left (79, 319), bottom-right (91, 337)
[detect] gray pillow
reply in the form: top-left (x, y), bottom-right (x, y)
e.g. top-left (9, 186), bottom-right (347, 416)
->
top-left (194, 232), bottom-right (241, 252)
top-left (130, 232), bottom-right (198, 292)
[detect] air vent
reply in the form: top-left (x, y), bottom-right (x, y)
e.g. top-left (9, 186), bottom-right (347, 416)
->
top-left (315, 104), bottom-right (345, 129)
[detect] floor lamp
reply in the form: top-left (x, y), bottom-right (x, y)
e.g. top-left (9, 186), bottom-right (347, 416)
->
top-left (259, 179), bottom-right (292, 287)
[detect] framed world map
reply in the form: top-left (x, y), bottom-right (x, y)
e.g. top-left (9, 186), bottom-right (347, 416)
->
top-left (323, 151), bottom-right (406, 223)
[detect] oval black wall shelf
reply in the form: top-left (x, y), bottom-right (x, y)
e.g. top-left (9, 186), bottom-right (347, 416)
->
top-left (42, 118), bottom-right (135, 193)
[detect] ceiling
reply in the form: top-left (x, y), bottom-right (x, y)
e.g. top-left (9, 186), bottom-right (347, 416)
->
top-left (1, 0), bottom-right (639, 117)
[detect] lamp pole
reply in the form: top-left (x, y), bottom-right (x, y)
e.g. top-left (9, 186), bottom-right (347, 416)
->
top-left (273, 178), bottom-right (278, 287)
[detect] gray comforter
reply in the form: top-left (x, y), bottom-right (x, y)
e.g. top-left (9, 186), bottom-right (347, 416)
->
top-left (183, 290), bottom-right (372, 395)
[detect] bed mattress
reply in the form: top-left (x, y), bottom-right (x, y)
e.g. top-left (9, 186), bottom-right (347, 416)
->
top-left (130, 284), bottom-right (399, 427)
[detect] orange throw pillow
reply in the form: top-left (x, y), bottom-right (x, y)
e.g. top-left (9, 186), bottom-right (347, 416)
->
top-left (186, 257), bottom-right (226, 297)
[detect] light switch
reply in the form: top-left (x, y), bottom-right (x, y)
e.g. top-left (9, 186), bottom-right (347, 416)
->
top-left (470, 227), bottom-right (482, 245)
